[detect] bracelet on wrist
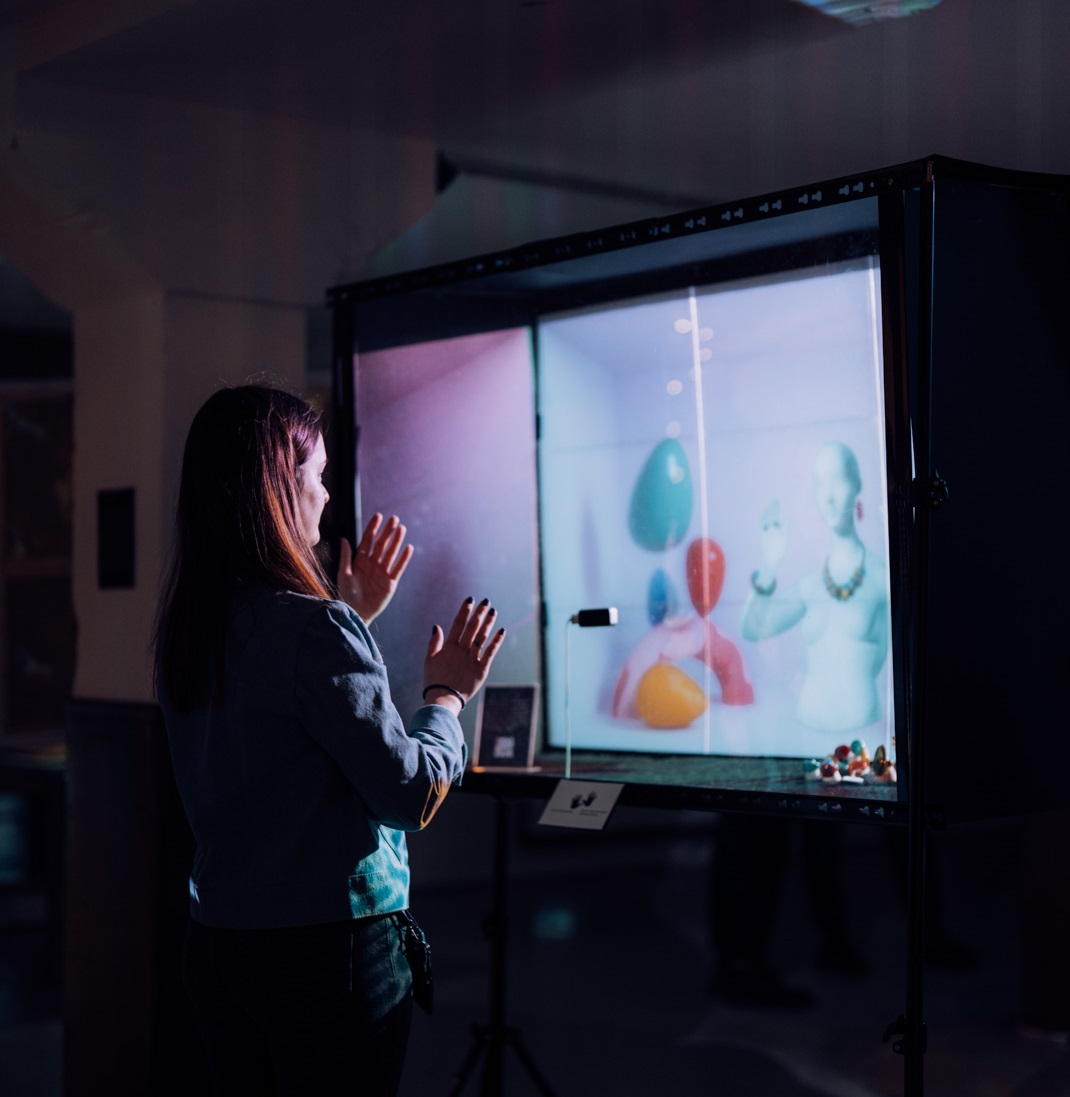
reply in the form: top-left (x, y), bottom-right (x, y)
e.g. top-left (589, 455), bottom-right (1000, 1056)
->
top-left (422, 684), bottom-right (466, 710)
top-left (750, 570), bottom-right (776, 596)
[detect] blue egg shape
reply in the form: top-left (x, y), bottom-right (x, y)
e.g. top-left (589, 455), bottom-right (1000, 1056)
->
top-left (628, 439), bottom-right (693, 551)
top-left (647, 568), bottom-right (678, 625)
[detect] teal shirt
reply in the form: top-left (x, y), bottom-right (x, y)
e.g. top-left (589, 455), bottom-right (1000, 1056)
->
top-left (159, 589), bottom-right (466, 929)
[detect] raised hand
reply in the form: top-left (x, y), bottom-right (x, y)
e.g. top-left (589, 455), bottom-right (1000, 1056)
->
top-left (337, 513), bottom-right (414, 623)
top-left (757, 498), bottom-right (789, 579)
top-left (422, 598), bottom-right (507, 713)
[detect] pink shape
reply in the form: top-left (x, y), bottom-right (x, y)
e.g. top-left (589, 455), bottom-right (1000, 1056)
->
top-left (698, 620), bottom-right (755, 705)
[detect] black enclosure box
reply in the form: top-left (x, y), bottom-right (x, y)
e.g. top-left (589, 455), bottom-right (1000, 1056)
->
top-left (329, 156), bottom-right (1070, 828)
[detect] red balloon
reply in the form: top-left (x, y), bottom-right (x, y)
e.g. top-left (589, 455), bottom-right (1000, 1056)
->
top-left (686, 538), bottom-right (726, 618)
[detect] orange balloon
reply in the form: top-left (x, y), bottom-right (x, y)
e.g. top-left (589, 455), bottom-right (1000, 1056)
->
top-left (635, 663), bottom-right (709, 729)
top-left (686, 537), bottom-right (726, 618)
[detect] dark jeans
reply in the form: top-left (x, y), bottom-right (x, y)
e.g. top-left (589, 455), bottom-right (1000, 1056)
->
top-left (182, 913), bottom-right (414, 1097)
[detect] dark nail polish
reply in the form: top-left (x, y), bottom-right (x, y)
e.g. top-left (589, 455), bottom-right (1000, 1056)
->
top-left (465, 596), bottom-right (474, 604)
top-left (479, 598), bottom-right (489, 607)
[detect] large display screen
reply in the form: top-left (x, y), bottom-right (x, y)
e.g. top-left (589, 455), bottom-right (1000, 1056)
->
top-left (352, 256), bottom-right (895, 778)
top-left (337, 156), bottom-right (1070, 822)
top-left (538, 259), bottom-right (894, 765)
top-left (343, 187), bottom-right (904, 807)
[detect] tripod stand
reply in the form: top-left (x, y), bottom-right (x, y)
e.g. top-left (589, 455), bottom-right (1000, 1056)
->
top-left (447, 795), bottom-right (558, 1097)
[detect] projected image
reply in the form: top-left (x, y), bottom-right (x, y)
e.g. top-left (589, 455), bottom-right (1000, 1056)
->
top-left (538, 259), bottom-right (894, 762)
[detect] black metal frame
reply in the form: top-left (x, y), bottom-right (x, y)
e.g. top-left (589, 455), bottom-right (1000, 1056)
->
top-left (328, 156), bottom-right (1070, 1097)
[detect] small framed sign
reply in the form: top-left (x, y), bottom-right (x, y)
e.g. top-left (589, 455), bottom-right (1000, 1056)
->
top-left (472, 684), bottom-right (540, 772)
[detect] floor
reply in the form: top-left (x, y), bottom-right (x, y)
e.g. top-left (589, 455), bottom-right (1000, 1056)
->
top-left (2, 809), bottom-right (1068, 1097)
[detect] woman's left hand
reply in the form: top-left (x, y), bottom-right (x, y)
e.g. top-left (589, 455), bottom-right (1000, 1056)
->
top-left (337, 513), bottom-right (414, 623)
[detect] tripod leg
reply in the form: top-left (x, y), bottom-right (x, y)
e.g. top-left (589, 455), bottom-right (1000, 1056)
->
top-left (507, 1029), bottom-right (559, 1097)
top-left (481, 1036), bottom-right (506, 1097)
top-left (447, 798), bottom-right (559, 1097)
top-left (446, 1026), bottom-right (489, 1097)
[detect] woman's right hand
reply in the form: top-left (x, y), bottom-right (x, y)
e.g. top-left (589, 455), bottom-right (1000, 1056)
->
top-left (422, 598), bottom-right (506, 713)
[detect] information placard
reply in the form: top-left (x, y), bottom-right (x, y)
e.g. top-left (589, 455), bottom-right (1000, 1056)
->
top-left (539, 780), bottom-right (624, 830)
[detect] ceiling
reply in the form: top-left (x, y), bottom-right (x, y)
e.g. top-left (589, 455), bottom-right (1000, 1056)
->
top-left (2, 0), bottom-right (1069, 315)
top-left (13, 0), bottom-right (836, 140)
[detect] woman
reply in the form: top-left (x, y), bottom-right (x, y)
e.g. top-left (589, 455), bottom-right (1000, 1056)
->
top-left (154, 384), bottom-right (504, 1096)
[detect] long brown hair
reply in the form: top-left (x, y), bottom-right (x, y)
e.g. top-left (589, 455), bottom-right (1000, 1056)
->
top-left (154, 385), bottom-right (333, 711)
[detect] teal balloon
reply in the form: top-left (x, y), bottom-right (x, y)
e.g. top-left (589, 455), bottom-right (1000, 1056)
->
top-left (628, 439), bottom-right (693, 551)
top-left (648, 568), bottom-right (678, 625)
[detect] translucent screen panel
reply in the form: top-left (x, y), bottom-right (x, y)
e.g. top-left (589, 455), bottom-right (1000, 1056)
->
top-left (538, 258), bottom-right (894, 763)
top-left (353, 328), bottom-right (541, 723)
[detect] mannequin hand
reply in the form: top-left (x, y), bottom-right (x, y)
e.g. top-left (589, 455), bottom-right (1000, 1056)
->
top-left (423, 599), bottom-right (506, 712)
top-left (757, 499), bottom-right (788, 579)
top-left (337, 514), bottom-right (414, 623)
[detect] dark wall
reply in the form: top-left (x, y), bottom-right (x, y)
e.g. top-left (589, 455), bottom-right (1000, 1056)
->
top-left (63, 699), bottom-right (202, 1097)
